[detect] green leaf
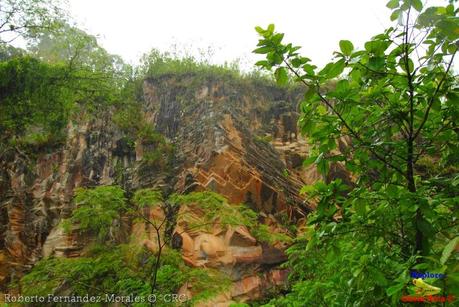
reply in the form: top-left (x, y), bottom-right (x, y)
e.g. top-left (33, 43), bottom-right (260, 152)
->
top-left (390, 9), bottom-right (400, 21)
top-left (319, 59), bottom-right (345, 79)
top-left (255, 26), bottom-right (264, 34)
top-left (272, 33), bottom-right (284, 45)
top-left (364, 40), bottom-right (389, 55)
top-left (300, 184), bottom-right (316, 195)
top-left (255, 60), bottom-right (269, 67)
top-left (412, 0), bottom-right (423, 12)
top-left (339, 40), bottom-right (354, 56)
top-left (291, 57), bottom-right (310, 68)
top-left (353, 199), bottom-right (367, 216)
top-left (253, 46), bottom-right (272, 54)
top-left (303, 85), bottom-right (317, 101)
top-left (386, 0), bottom-right (399, 9)
top-left (440, 236), bottom-right (459, 265)
top-left (268, 52), bottom-right (283, 65)
top-left (386, 283), bottom-right (404, 296)
top-left (303, 155), bottom-right (318, 166)
top-left (317, 159), bottom-right (329, 176)
top-left (369, 267), bottom-right (388, 286)
top-left (352, 267), bottom-right (363, 277)
top-left (274, 67), bottom-right (288, 86)
top-left (336, 79), bottom-right (350, 93)
top-left (437, 19), bottom-right (459, 41)
top-left (291, 58), bottom-right (302, 68)
top-left (314, 152), bottom-right (324, 164)
top-left (418, 218), bottom-right (435, 238)
top-left (398, 57), bottom-right (414, 73)
top-left (302, 64), bottom-right (316, 76)
top-left (368, 57), bottom-right (385, 71)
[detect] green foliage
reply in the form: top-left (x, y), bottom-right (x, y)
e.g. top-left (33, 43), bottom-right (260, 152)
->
top-left (171, 192), bottom-right (291, 244)
top-left (0, 5), bottom-right (80, 149)
top-left (1, 25), bottom-right (132, 149)
top-left (10, 130), bottom-right (66, 152)
top-left (137, 48), bottom-right (274, 86)
top-left (21, 243), bottom-right (231, 306)
top-left (113, 102), bottom-right (173, 171)
top-left (32, 191), bottom-right (250, 305)
top-left (186, 268), bottom-right (231, 304)
top-left (27, 21), bottom-right (132, 107)
top-left (0, 0), bottom-right (65, 43)
top-left (132, 188), bottom-right (163, 208)
top-left (112, 103), bottom-right (146, 138)
top-left (274, 211), bottom-right (297, 234)
top-left (441, 236), bottom-right (459, 265)
top-left (21, 257), bottom-right (69, 297)
top-left (251, 224), bottom-right (292, 245)
top-left (0, 44), bottom-right (25, 61)
top-left (67, 185), bottom-right (127, 241)
top-left (254, 134), bottom-right (273, 144)
top-left (21, 244), bottom-right (181, 305)
top-left (0, 56), bottom-right (72, 143)
top-left (255, 0), bottom-right (458, 305)
top-left (139, 48), bottom-right (242, 79)
top-left (29, 22), bottom-right (128, 77)
top-left (170, 191), bottom-right (257, 231)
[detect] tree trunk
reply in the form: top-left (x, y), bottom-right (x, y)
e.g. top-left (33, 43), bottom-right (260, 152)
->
top-left (407, 139), bottom-right (423, 256)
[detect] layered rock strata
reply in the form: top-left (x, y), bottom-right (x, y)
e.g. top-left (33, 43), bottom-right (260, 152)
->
top-left (0, 73), bottom-right (321, 302)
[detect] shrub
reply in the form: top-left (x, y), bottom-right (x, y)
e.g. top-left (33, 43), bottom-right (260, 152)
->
top-left (0, 56), bottom-right (72, 144)
top-left (170, 192), bottom-right (291, 244)
top-left (65, 185), bottom-right (127, 241)
top-left (132, 188), bottom-right (163, 208)
top-left (21, 244), bottom-right (231, 306)
top-left (112, 103), bottom-right (173, 172)
top-left (170, 192), bottom-right (257, 231)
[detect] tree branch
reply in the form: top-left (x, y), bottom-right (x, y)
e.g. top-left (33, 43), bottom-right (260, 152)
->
top-left (413, 50), bottom-right (457, 140)
top-left (283, 60), bottom-right (407, 177)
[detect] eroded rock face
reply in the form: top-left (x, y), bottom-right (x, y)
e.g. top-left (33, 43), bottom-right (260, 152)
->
top-left (143, 75), bottom-right (314, 219)
top-left (0, 112), bottom-right (142, 289)
top-left (172, 206), bottom-right (287, 272)
top-left (140, 200), bottom-right (290, 305)
top-left (179, 269), bottom-right (289, 307)
top-left (0, 73), bottom-right (326, 302)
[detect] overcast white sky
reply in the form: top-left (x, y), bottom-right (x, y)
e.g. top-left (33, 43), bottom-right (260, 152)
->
top-left (65, 0), bottom-right (441, 70)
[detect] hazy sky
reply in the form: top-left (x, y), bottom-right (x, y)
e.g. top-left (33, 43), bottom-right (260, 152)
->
top-left (65, 0), bottom-right (428, 69)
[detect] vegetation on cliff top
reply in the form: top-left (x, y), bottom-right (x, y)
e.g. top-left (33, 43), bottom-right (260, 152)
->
top-left (139, 48), bottom-right (272, 83)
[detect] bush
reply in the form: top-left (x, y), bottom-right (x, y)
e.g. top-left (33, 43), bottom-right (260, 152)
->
top-left (170, 192), bottom-right (257, 231)
top-left (21, 244), bottom-right (231, 306)
top-left (132, 188), bottom-right (163, 208)
top-left (0, 56), bottom-right (72, 144)
top-left (170, 192), bottom-right (291, 244)
top-left (139, 49), bottom-right (241, 79)
top-left (21, 245), bottom-right (151, 301)
top-left (112, 103), bottom-right (173, 172)
top-left (65, 185), bottom-right (127, 241)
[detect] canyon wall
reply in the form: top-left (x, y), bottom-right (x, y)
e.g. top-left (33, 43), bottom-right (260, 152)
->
top-left (0, 73), bottom-right (324, 304)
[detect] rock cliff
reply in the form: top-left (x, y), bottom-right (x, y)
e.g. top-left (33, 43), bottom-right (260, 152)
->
top-left (0, 73), bottom-right (321, 304)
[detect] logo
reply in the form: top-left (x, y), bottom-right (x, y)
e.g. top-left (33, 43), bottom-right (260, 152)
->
top-left (401, 294), bottom-right (455, 303)
top-left (412, 278), bottom-right (441, 296)
top-left (410, 271), bottom-right (445, 279)
top-left (399, 271), bottom-right (455, 303)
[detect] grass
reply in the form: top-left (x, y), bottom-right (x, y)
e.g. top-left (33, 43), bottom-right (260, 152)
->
top-left (138, 48), bottom-right (275, 84)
